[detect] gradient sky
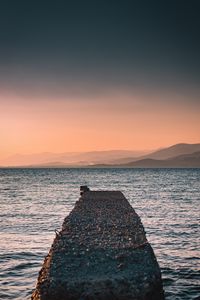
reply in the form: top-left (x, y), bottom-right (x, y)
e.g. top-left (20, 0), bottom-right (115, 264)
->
top-left (0, 1), bottom-right (200, 158)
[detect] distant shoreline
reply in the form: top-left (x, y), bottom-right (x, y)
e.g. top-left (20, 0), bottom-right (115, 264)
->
top-left (1, 143), bottom-right (200, 169)
top-left (1, 166), bottom-right (200, 169)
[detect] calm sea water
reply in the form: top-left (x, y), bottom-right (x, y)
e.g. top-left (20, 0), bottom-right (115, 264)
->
top-left (0, 168), bottom-right (199, 300)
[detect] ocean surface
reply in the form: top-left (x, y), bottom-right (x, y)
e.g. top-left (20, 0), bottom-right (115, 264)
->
top-left (0, 168), bottom-right (199, 300)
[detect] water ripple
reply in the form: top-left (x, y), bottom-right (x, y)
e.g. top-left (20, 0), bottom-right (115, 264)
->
top-left (0, 168), bottom-right (199, 299)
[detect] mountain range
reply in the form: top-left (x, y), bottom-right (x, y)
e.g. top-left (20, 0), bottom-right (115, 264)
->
top-left (0, 143), bottom-right (200, 168)
top-left (120, 151), bottom-right (200, 168)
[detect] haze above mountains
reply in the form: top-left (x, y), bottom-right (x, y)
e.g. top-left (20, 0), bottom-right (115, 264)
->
top-left (0, 143), bottom-right (200, 168)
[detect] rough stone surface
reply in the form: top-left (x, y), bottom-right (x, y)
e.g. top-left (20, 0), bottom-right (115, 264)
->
top-left (32, 191), bottom-right (164, 300)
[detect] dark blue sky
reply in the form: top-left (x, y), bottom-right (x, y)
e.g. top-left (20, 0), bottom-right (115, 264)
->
top-left (0, 0), bottom-right (200, 94)
top-left (0, 1), bottom-right (200, 157)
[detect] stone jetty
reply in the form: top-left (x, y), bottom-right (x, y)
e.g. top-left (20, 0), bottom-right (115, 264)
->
top-left (32, 187), bottom-right (164, 300)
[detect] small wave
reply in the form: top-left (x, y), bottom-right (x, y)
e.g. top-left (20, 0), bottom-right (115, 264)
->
top-left (7, 262), bottom-right (39, 272)
top-left (185, 256), bottom-right (200, 260)
top-left (177, 269), bottom-right (200, 280)
top-left (162, 277), bottom-right (175, 284)
top-left (0, 251), bottom-right (44, 260)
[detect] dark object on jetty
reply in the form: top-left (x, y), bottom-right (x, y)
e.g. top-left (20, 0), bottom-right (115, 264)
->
top-left (32, 188), bottom-right (164, 300)
top-left (80, 185), bottom-right (90, 195)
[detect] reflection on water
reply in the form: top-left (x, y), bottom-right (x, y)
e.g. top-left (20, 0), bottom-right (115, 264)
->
top-left (0, 168), bottom-right (199, 300)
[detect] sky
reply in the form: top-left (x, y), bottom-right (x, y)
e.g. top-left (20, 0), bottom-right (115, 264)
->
top-left (0, 1), bottom-right (200, 158)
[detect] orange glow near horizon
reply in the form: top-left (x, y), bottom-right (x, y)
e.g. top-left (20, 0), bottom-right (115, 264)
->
top-left (0, 87), bottom-right (200, 160)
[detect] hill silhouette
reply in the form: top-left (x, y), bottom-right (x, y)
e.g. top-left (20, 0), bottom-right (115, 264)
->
top-left (120, 151), bottom-right (200, 168)
top-left (0, 143), bottom-right (200, 168)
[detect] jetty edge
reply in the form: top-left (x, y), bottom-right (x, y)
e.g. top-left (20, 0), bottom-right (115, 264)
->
top-left (32, 187), bottom-right (164, 300)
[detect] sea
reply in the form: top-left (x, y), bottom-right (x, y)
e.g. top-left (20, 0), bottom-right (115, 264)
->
top-left (0, 168), bottom-right (199, 300)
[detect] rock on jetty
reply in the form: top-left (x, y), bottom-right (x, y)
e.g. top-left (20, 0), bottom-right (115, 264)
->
top-left (32, 188), bottom-right (164, 300)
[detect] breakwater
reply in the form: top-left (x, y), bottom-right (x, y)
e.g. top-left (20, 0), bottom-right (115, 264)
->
top-left (32, 188), bottom-right (164, 300)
